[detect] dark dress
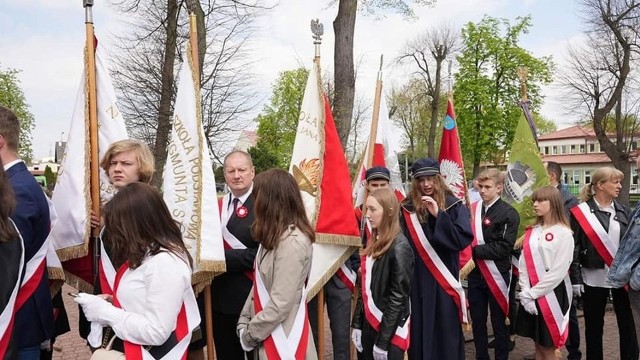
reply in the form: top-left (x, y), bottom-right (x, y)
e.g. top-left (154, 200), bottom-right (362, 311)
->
top-left (516, 282), bottom-right (570, 347)
top-left (400, 195), bottom-right (473, 360)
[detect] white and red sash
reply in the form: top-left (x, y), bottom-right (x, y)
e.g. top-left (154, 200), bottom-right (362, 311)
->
top-left (511, 255), bottom-right (520, 277)
top-left (522, 226), bottom-right (571, 348)
top-left (253, 248), bottom-right (310, 359)
top-left (15, 222), bottom-right (49, 310)
top-left (402, 210), bottom-right (469, 323)
top-left (0, 221), bottom-right (25, 358)
top-left (336, 264), bottom-right (357, 292)
top-left (112, 262), bottom-right (197, 360)
top-left (219, 195), bottom-right (254, 281)
top-left (98, 230), bottom-right (116, 296)
top-left (471, 201), bottom-right (509, 316)
top-left (570, 203), bottom-right (617, 266)
top-left (361, 255), bottom-right (410, 350)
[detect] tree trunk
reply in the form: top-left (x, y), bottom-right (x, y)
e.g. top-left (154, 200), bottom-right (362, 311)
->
top-left (152, 0), bottom-right (179, 187)
top-left (333, 0), bottom-right (356, 150)
top-left (427, 60), bottom-right (442, 157)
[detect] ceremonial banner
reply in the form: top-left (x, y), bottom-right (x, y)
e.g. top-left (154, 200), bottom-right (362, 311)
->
top-left (437, 97), bottom-right (472, 266)
top-left (51, 40), bottom-right (128, 291)
top-left (352, 95), bottom-right (405, 208)
top-left (45, 197), bottom-right (65, 296)
top-left (438, 98), bottom-right (467, 202)
top-left (163, 43), bottom-right (226, 290)
top-left (502, 101), bottom-right (548, 237)
top-left (289, 59), bottom-right (360, 297)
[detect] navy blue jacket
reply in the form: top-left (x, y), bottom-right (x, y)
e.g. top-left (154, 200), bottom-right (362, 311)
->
top-left (7, 161), bottom-right (54, 348)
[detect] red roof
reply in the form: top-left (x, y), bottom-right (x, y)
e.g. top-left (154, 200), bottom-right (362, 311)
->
top-left (541, 153), bottom-right (616, 165)
top-left (538, 125), bottom-right (597, 140)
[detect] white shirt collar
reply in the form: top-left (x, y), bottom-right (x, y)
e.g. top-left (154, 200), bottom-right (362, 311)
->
top-left (231, 184), bottom-right (253, 205)
top-left (3, 159), bottom-right (22, 171)
top-left (483, 196), bottom-right (500, 210)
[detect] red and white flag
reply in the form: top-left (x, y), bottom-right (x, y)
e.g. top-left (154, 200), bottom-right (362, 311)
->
top-left (438, 97), bottom-right (472, 267)
top-left (352, 95), bottom-right (405, 208)
top-left (288, 59), bottom-right (360, 298)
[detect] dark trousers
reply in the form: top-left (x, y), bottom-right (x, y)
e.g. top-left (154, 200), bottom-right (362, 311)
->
top-left (583, 285), bottom-right (638, 360)
top-left (361, 322), bottom-right (404, 360)
top-left (212, 311), bottom-right (251, 360)
top-left (468, 273), bottom-right (509, 360)
top-left (566, 300), bottom-right (582, 360)
top-left (308, 276), bottom-right (353, 360)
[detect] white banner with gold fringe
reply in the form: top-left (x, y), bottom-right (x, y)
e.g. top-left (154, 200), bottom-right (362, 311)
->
top-left (162, 43), bottom-right (226, 289)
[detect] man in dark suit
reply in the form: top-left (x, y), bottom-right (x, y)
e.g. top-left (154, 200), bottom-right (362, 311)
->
top-left (0, 106), bottom-right (54, 360)
top-left (468, 168), bottom-right (519, 360)
top-left (190, 150), bottom-right (257, 360)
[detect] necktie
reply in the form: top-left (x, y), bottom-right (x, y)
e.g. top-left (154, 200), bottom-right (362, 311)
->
top-left (481, 206), bottom-right (486, 218)
top-left (232, 198), bottom-right (240, 216)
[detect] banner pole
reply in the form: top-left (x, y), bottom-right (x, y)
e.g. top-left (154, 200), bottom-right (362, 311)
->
top-left (188, 11), bottom-right (215, 360)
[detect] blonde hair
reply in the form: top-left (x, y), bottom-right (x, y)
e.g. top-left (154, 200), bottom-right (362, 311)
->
top-left (100, 140), bottom-right (155, 184)
top-left (476, 168), bottom-right (504, 186)
top-left (579, 166), bottom-right (623, 202)
top-left (362, 188), bottom-right (401, 259)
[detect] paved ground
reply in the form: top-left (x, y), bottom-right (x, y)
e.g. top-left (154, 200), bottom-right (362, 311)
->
top-left (53, 284), bottom-right (621, 359)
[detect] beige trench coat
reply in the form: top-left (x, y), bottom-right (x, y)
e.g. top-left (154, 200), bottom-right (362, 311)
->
top-left (237, 227), bottom-right (317, 360)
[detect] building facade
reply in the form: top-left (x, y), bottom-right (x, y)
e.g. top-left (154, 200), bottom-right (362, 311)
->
top-left (538, 125), bottom-right (639, 193)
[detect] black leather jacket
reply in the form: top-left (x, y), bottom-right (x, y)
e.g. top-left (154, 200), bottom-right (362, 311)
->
top-left (352, 234), bottom-right (414, 350)
top-left (570, 197), bottom-right (629, 285)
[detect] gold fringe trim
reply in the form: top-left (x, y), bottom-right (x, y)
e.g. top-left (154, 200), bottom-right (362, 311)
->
top-left (48, 266), bottom-right (66, 282)
top-left (459, 259), bottom-right (476, 281)
top-left (48, 267), bottom-right (66, 297)
top-left (513, 234), bottom-right (525, 250)
top-left (56, 242), bottom-right (89, 263)
top-left (64, 271), bottom-right (94, 294)
top-left (310, 63), bottom-right (327, 229)
top-left (49, 280), bottom-right (64, 299)
top-left (306, 246), bottom-right (359, 299)
top-left (316, 233), bottom-right (361, 247)
top-left (196, 260), bottom-right (226, 274)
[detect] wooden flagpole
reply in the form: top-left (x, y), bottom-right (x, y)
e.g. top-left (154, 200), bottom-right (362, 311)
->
top-left (188, 12), bottom-right (215, 360)
top-left (310, 19), bottom-right (326, 359)
top-left (83, 1), bottom-right (102, 285)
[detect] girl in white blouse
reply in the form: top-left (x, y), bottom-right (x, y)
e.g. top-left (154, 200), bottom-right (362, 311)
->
top-left (516, 186), bottom-right (574, 360)
top-left (75, 183), bottom-right (199, 358)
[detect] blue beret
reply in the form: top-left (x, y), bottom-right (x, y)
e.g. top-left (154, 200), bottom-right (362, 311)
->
top-left (365, 166), bottom-right (391, 182)
top-left (411, 158), bottom-right (440, 179)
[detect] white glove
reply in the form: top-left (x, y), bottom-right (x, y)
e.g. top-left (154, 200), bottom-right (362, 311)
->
top-left (572, 284), bottom-right (584, 297)
top-left (522, 299), bottom-right (538, 315)
top-left (74, 293), bottom-right (121, 325)
top-left (238, 329), bottom-right (255, 352)
top-left (373, 344), bottom-right (388, 360)
top-left (351, 329), bottom-right (363, 353)
top-left (519, 288), bottom-right (534, 302)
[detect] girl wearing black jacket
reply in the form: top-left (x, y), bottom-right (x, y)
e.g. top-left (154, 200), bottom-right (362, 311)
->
top-left (352, 188), bottom-right (414, 360)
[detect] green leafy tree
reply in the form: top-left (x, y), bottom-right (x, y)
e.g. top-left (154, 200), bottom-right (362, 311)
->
top-left (453, 15), bottom-right (553, 177)
top-left (254, 68), bottom-right (309, 169)
top-left (247, 143), bottom-right (281, 173)
top-left (0, 66), bottom-right (35, 163)
top-left (44, 165), bottom-right (57, 191)
top-left (532, 112), bottom-right (557, 136)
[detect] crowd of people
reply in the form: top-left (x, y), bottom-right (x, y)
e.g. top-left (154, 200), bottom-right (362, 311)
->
top-left (4, 98), bottom-right (640, 360)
